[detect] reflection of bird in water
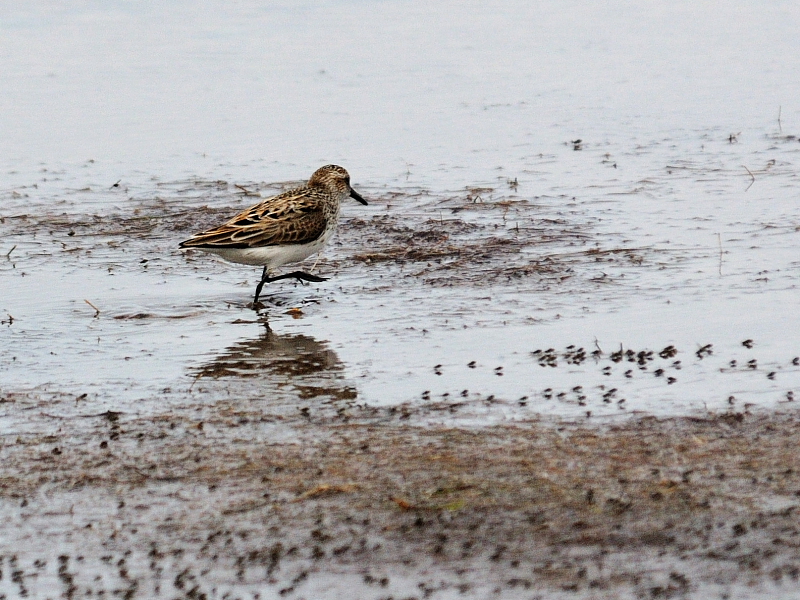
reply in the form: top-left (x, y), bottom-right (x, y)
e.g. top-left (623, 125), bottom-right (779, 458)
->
top-left (191, 328), bottom-right (357, 401)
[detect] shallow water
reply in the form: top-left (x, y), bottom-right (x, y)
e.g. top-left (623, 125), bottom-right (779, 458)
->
top-left (3, 1), bottom-right (800, 425)
top-left (3, 142), bottom-right (800, 424)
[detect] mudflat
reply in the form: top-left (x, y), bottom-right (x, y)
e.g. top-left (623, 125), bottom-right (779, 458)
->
top-left (2, 396), bottom-right (800, 599)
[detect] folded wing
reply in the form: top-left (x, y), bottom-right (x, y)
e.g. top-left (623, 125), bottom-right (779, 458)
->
top-left (179, 188), bottom-right (327, 249)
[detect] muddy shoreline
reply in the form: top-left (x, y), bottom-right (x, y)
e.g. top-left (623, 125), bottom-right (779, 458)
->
top-left (3, 400), bottom-right (800, 599)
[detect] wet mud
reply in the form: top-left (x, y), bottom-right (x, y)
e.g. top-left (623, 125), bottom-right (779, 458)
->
top-left (2, 400), bottom-right (800, 599)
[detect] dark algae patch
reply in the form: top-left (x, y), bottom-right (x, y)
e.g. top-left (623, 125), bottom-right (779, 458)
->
top-left (2, 406), bottom-right (800, 598)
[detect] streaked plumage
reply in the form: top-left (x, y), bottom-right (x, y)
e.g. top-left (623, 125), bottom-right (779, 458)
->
top-left (179, 165), bottom-right (367, 303)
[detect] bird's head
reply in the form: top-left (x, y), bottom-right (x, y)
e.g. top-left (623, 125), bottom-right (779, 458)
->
top-left (308, 164), bottom-right (368, 205)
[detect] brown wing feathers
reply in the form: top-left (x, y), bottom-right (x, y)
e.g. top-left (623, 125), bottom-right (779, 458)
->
top-left (179, 188), bottom-right (328, 249)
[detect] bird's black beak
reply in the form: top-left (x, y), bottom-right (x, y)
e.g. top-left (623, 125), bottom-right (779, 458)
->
top-left (350, 188), bottom-right (368, 205)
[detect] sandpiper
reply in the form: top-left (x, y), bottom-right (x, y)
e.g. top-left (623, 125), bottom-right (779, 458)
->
top-left (179, 165), bottom-right (367, 303)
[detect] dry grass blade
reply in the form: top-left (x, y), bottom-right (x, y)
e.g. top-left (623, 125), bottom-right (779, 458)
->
top-left (84, 299), bottom-right (101, 317)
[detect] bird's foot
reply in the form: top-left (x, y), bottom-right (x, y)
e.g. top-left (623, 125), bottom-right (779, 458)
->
top-left (266, 271), bottom-right (328, 284)
top-left (252, 270), bottom-right (328, 304)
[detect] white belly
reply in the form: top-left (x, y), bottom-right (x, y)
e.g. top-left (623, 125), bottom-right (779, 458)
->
top-left (198, 241), bottom-right (316, 267)
top-left (198, 229), bottom-right (333, 269)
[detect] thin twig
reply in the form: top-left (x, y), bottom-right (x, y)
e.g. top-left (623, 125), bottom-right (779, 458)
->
top-left (234, 184), bottom-right (258, 197)
top-left (222, 500), bottom-right (273, 515)
top-left (717, 233), bottom-right (723, 277)
top-left (743, 165), bottom-right (755, 192)
top-left (84, 299), bottom-right (101, 317)
top-left (189, 373), bottom-right (203, 392)
top-left (778, 106), bottom-right (782, 134)
top-left (5, 245), bottom-right (16, 258)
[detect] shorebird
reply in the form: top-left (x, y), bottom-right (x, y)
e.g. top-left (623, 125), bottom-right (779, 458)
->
top-left (179, 165), bottom-right (367, 303)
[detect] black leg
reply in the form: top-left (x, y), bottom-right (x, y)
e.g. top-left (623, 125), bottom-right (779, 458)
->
top-left (253, 269), bottom-right (328, 304)
top-left (253, 266), bottom-right (269, 304)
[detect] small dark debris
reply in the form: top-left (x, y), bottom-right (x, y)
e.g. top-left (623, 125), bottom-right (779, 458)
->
top-left (696, 344), bottom-right (713, 359)
top-left (659, 345), bottom-right (678, 359)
